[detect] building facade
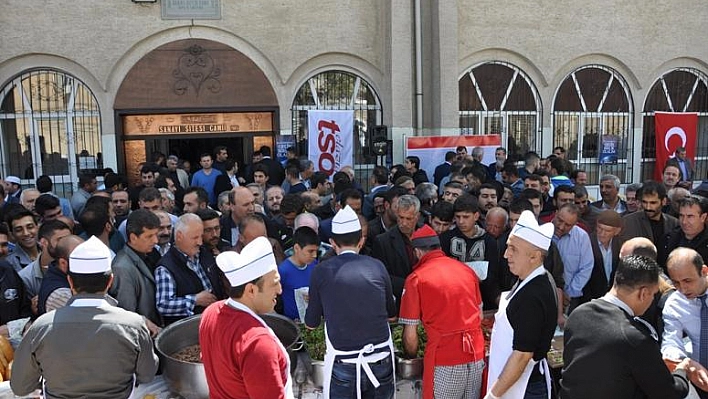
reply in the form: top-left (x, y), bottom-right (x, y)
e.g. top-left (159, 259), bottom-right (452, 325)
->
top-left (0, 0), bottom-right (706, 194)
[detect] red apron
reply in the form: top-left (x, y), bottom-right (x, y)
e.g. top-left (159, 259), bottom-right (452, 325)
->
top-left (422, 325), bottom-right (482, 399)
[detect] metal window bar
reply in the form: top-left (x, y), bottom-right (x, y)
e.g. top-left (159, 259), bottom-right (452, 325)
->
top-left (641, 68), bottom-right (708, 181)
top-left (0, 69), bottom-right (102, 197)
top-left (459, 62), bottom-right (542, 164)
top-left (291, 70), bottom-right (383, 191)
top-left (552, 65), bottom-right (633, 184)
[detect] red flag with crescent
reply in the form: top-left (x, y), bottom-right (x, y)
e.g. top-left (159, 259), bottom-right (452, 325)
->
top-left (654, 112), bottom-right (698, 181)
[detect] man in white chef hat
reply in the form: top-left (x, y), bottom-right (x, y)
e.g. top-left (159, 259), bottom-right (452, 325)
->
top-left (485, 210), bottom-right (558, 399)
top-left (11, 236), bottom-right (158, 399)
top-left (199, 236), bottom-right (294, 399)
top-left (305, 205), bottom-right (397, 399)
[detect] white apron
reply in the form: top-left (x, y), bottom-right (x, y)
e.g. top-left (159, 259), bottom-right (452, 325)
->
top-left (227, 299), bottom-right (295, 399)
top-left (486, 266), bottom-right (552, 399)
top-left (322, 324), bottom-right (396, 399)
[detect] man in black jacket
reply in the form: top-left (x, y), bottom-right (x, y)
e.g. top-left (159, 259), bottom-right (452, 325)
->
top-left (257, 146), bottom-right (285, 186)
top-left (561, 255), bottom-right (697, 399)
top-left (371, 194), bottom-right (421, 311)
top-left (667, 195), bottom-right (708, 262)
top-left (405, 156), bottom-right (429, 185)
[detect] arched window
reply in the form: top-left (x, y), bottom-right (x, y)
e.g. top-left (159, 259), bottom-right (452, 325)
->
top-left (642, 68), bottom-right (708, 180)
top-left (459, 61), bottom-right (542, 163)
top-left (291, 70), bottom-right (382, 168)
top-left (0, 69), bottom-right (102, 196)
top-left (552, 65), bottom-right (633, 184)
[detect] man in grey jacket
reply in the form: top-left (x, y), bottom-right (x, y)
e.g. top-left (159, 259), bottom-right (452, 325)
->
top-left (109, 209), bottom-right (163, 333)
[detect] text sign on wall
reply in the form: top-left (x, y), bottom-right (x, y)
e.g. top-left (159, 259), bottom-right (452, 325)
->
top-left (123, 112), bottom-right (273, 136)
top-left (162, 0), bottom-right (221, 20)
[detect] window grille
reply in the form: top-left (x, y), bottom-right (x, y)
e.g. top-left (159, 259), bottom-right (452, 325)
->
top-left (459, 61), bottom-right (542, 164)
top-left (291, 70), bottom-right (382, 189)
top-left (551, 65), bottom-right (633, 184)
top-left (0, 69), bottom-right (102, 197)
top-left (641, 68), bottom-right (708, 181)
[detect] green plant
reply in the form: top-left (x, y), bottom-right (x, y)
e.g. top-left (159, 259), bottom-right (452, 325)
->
top-left (391, 324), bottom-right (427, 358)
top-left (300, 324), bottom-right (326, 361)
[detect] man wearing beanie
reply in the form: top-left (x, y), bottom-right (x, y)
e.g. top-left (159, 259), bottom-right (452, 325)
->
top-left (306, 205), bottom-right (397, 399)
top-left (485, 211), bottom-right (557, 399)
top-left (399, 225), bottom-right (485, 399)
top-left (11, 236), bottom-right (158, 398)
top-left (583, 210), bottom-right (624, 302)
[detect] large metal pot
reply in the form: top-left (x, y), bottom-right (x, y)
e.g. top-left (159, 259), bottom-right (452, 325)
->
top-left (154, 312), bottom-right (301, 399)
top-left (155, 315), bottom-right (208, 399)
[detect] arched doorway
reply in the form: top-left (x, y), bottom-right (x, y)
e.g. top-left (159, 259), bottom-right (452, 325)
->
top-left (115, 39), bottom-right (279, 186)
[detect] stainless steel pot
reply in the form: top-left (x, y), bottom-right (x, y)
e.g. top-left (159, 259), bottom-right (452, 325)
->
top-left (154, 315), bottom-right (208, 399)
top-left (396, 355), bottom-right (423, 380)
top-left (311, 360), bottom-right (326, 389)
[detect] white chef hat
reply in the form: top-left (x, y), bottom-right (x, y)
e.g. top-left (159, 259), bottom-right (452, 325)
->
top-left (69, 236), bottom-right (112, 274)
top-left (216, 236), bottom-right (277, 287)
top-left (331, 205), bottom-right (361, 234)
top-left (510, 210), bottom-right (554, 251)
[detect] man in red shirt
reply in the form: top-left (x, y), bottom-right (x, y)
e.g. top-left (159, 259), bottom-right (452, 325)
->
top-left (199, 237), bottom-right (293, 399)
top-left (399, 224), bottom-right (485, 399)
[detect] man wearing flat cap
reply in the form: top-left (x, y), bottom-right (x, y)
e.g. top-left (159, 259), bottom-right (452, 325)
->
top-left (485, 211), bottom-right (557, 399)
top-left (306, 205), bottom-right (397, 399)
top-left (200, 236), bottom-right (294, 399)
top-left (399, 224), bottom-right (485, 399)
top-left (582, 210), bottom-right (624, 302)
top-left (11, 236), bottom-right (158, 398)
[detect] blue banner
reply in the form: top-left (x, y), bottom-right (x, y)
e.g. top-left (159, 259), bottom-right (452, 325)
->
top-left (599, 135), bottom-right (619, 165)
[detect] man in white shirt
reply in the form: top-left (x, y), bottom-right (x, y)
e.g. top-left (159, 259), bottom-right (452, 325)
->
top-left (662, 247), bottom-right (708, 396)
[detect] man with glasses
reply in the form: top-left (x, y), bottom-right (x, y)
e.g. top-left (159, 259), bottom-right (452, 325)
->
top-left (196, 208), bottom-right (231, 256)
top-left (624, 183), bottom-right (642, 214)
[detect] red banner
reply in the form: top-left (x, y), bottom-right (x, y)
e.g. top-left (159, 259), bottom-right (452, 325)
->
top-left (654, 112), bottom-right (698, 181)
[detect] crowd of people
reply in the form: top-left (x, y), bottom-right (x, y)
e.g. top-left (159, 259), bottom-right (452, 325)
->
top-left (0, 141), bottom-right (707, 398)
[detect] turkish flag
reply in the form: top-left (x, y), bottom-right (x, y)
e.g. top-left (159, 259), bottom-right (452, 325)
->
top-left (654, 112), bottom-right (698, 181)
